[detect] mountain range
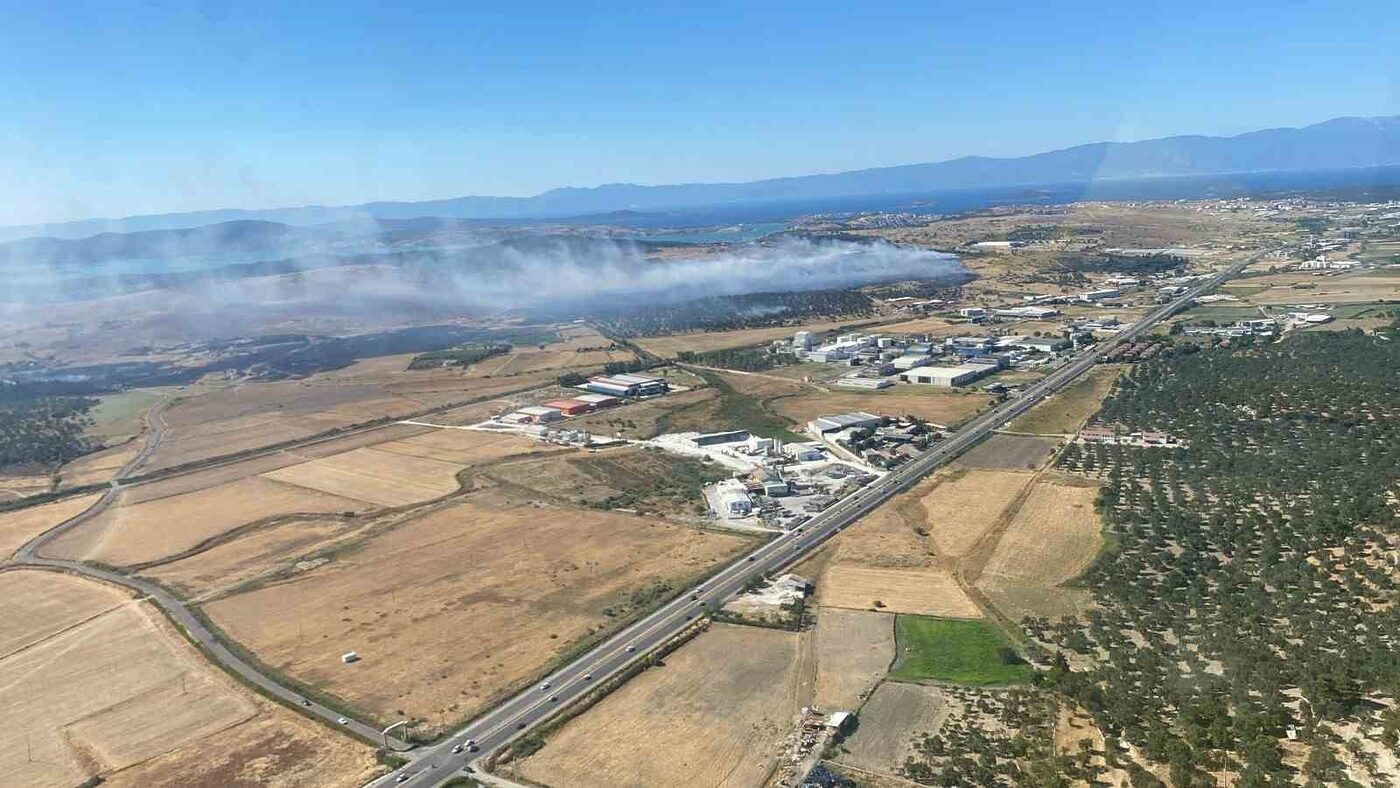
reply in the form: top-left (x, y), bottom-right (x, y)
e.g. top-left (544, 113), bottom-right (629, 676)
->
top-left (7, 115), bottom-right (1399, 242)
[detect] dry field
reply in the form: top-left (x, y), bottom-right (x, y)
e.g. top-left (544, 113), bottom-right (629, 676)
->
top-left (0, 569), bottom-right (377, 788)
top-left (918, 469), bottom-right (1034, 559)
top-left (819, 564), bottom-right (982, 618)
top-left (954, 434), bottom-right (1061, 471)
top-left (262, 446), bottom-right (467, 506)
top-left (515, 624), bottom-right (805, 788)
top-left (44, 476), bottom-right (370, 567)
top-left (632, 318), bottom-right (872, 357)
top-left (566, 387), bottom-right (719, 440)
top-left (976, 476), bottom-right (1104, 621)
top-left (836, 682), bottom-right (956, 775)
top-left (201, 489), bottom-right (752, 730)
top-left (1007, 365), bottom-right (1124, 435)
top-left (144, 516), bottom-right (355, 600)
top-left (813, 608), bottom-right (895, 710)
top-left (368, 427), bottom-right (547, 465)
top-left (58, 440), bottom-right (141, 488)
top-left (0, 472), bottom-right (52, 501)
top-left (144, 365), bottom-right (558, 471)
top-left (772, 387), bottom-right (992, 429)
top-left (482, 328), bottom-right (635, 376)
top-left (1242, 271), bottom-right (1400, 305)
top-left (0, 491), bottom-right (100, 559)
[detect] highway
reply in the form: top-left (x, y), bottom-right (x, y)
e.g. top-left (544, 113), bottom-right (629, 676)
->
top-left (380, 257), bottom-right (1251, 787)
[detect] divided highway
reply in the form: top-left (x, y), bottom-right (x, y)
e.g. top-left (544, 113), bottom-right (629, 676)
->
top-left (384, 257), bottom-right (1251, 787)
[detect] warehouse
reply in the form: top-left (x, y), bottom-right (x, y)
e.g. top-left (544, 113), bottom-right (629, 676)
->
top-left (543, 399), bottom-right (593, 416)
top-left (573, 392), bottom-right (622, 409)
top-left (510, 405), bottom-right (564, 423)
top-left (807, 412), bottom-right (883, 435)
top-left (899, 364), bottom-right (992, 387)
top-left (585, 373), bottom-right (669, 398)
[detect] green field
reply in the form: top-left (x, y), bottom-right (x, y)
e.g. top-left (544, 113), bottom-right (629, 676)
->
top-left (85, 389), bottom-right (164, 439)
top-left (890, 615), bottom-right (1033, 685)
top-left (687, 368), bottom-right (806, 442)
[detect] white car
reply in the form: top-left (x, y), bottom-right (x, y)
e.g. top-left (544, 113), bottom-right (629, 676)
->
top-left (337, 716), bottom-right (349, 725)
top-left (539, 682), bottom-right (551, 690)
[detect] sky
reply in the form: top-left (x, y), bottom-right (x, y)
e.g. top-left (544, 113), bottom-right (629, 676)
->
top-left (1, 0), bottom-right (1397, 226)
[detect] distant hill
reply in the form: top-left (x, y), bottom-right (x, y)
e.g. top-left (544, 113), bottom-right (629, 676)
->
top-left (5, 115), bottom-right (1398, 241)
top-left (0, 220), bottom-right (341, 266)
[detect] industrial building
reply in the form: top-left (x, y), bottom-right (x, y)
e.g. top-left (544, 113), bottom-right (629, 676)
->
top-left (994, 305), bottom-right (1060, 319)
top-left (1079, 288), bottom-right (1121, 301)
top-left (807, 412), bottom-right (883, 435)
top-left (835, 376), bottom-right (893, 389)
top-left (899, 364), bottom-right (993, 387)
top-left (584, 372), bottom-right (668, 398)
top-left (510, 405), bottom-right (564, 423)
top-left (959, 306), bottom-right (988, 319)
top-left (573, 392), bottom-right (622, 408)
top-left (543, 399), bottom-right (593, 416)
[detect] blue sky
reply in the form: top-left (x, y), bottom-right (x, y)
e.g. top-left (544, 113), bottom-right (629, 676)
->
top-left (1, 1), bottom-right (1396, 225)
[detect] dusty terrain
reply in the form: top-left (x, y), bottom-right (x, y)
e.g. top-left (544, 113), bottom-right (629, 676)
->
top-left (812, 608), bottom-right (896, 710)
top-left (773, 387), bottom-right (992, 429)
top-left (975, 475), bottom-right (1104, 621)
top-left (954, 433), bottom-right (1061, 471)
top-left (632, 319), bottom-right (873, 357)
top-left (201, 488), bottom-right (752, 731)
top-left (262, 446), bottom-right (466, 506)
top-left (0, 491), bottom-right (100, 558)
top-left (0, 569), bottom-right (377, 788)
top-left (918, 468), bottom-right (1035, 559)
top-left (835, 682), bottom-right (955, 775)
top-left (515, 624), bottom-right (805, 788)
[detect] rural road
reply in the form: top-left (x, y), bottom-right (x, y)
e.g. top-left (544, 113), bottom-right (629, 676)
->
top-left (378, 257), bottom-right (1253, 787)
top-left (7, 393), bottom-right (411, 750)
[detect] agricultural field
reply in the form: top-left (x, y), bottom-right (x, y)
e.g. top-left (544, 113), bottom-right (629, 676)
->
top-left (953, 433), bottom-right (1061, 471)
top-left (0, 491), bottom-right (100, 558)
top-left (200, 487), bottom-right (753, 732)
top-left (1006, 365), bottom-right (1124, 435)
top-left (0, 570), bottom-right (378, 788)
top-left (43, 474), bottom-right (372, 567)
top-left (565, 387), bottom-right (718, 440)
top-left (819, 564), bottom-right (982, 618)
top-left (1243, 269), bottom-right (1400, 305)
top-left (57, 439), bottom-right (141, 487)
top-left (771, 386), bottom-right (992, 430)
top-left (262, 446), bottom-right (466, 506)
top-left (974, 475), bottom-right (1103, 622)
top-left (890, 615), bottom-right (1031, 685)
top-left (812, 608), bottom-right (895, 710)
top-left (917, 468), bottom-right (1034, 559)
top-left (85, 388), bottom-right (165, 443)
top-left (514, 624), bottom-right (805, 788)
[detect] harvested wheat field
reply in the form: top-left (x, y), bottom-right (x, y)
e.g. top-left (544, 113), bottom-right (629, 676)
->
top-left (836, 682), bottom-right (956, 775)
top-left (633, 319), bottom-right (869, 357)
top-left (813, 608), bottom-right (895, 709)
top-left (0, 570), bottom-right (377, 788)
top-left (918, 469), bottom-right (1034, 559)
top-left (143, 516), bottom-right (356, 601)
top-left (43, 476), bottom-right (370, 567)
top-left (202, 491), bottom-right (752, 731)
top-left (976, 476), bottom-right (1104, 621)
top-left (820, 564), bottom-right (981, 618)
top-left (366, 427), bottom-right (548, 465)
top-left (58, 439), bottom-right (141, 488)
top-left (0, 491), bottom-right (100, 559)
top-left (515, 624), bottom-right (805, 788)
top-left (262, 446), bottom-right (466, 506)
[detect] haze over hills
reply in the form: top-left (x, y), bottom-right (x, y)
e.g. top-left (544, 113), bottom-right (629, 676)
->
top-left (6, 115), bottom-right (1399, 242)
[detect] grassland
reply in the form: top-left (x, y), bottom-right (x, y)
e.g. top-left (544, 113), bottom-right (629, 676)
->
top-left (1006, 364), bottom-right (1124, 435)
top-left (953, 433), bottom-right (1061, 470)
top-left (197, 488), bottom-right (753, 732)
top-left (0, 569), bottom-right (377, 788)
top-left (514, 624), bottom-right (805, 788)
top-left (890, 615), bottom-right (1031, 685)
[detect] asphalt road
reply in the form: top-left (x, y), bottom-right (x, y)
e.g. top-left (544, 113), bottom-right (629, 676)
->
top-left (380, 258), bottom-right (1251, 787)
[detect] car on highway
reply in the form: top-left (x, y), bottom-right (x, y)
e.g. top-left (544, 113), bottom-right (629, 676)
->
top-left (451, 744), bottom-right (463, 754)
top-left (625, 645), bottom-right (636, 652)
top-left (539, 682), bottom-right (551, 690)
top-left (583, 673), bottom-right (593, 680)
top-left (300, 699), bottom-right (311, 707)
top-left (337, 716), bottom-right (349, 725)
top-left (395, 774), bottom-right (410, 783)
top-left (549, 695), bottom-right (559, 702)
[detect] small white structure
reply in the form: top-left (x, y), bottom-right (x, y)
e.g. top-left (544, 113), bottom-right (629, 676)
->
top-left (1080, 288), bottom-right (1121, 301)
top-left (341, 651), bottom-right (360, 664)
top-left (808, 412), bottom-right (882, 435)
top-left (836, 376), bottom-right (894, 390)
top-left (783, 442), bottom-right (826, 462)
top-left (958, 306), bottom-right (988, 319)
top-left (515, 405), bottom-right (563, 423)
top-left (793, 330), bottom-right (814, 350)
